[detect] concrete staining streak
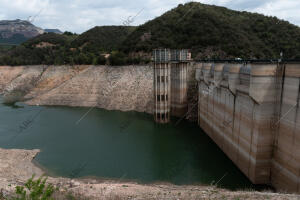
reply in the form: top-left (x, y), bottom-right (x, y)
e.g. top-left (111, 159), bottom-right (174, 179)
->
top-left (195, 62), bottom-right (300, 193)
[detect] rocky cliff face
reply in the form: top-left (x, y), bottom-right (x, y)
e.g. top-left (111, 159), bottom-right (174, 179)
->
top-left (0, 65), bottom-right (153, 114)
top-left (0, 19), bottom-right (44, 44)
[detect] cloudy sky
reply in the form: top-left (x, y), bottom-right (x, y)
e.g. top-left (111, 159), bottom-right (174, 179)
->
top-left (0, 0), bottom-right (299, 33)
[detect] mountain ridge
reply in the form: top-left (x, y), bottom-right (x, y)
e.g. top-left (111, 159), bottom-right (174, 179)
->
top-left (44, 29), bottom-right (63, 34)
top-left (1, 2), bottom-right (300, 65)
top-left (121, 2), bottom-right (300, 59)
top-left (0, 19), bottom-right (44, 45)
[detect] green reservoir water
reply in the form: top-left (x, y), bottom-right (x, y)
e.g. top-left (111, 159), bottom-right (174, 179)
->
top-left (0, 96), bottom-right (253, 190)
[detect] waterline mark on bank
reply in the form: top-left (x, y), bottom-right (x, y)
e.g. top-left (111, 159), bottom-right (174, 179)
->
top-left (75, 68), bottom-right (120, 125)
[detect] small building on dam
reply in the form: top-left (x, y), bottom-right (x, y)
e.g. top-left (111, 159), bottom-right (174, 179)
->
top-left (152, 50), bottom-right (300, 193)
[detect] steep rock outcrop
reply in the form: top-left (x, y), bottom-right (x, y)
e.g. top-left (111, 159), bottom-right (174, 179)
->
top-left (0, 19), bottom-right (44, 44)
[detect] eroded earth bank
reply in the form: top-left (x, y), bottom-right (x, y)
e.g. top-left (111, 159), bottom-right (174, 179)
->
top-left (0, 65), bottom-right (299, 199)
top-left (0, 65), bottom-right (153, 113)
top-left (1, 148), bottom-right (299, 200)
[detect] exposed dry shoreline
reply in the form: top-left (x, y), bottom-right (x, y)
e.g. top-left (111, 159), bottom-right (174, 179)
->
top-left (0, 148), bottom-right (299, 200)
top-left (0, 65), bottom-right (153, 114)
top-left (0, 65), bottom-right (300, 199)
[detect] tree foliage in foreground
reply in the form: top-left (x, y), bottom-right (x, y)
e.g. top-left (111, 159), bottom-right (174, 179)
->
top-left (13, 175), bottom-right (55, 200)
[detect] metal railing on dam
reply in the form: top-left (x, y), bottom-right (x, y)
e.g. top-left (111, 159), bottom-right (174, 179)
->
top-left (195, 61), bottom-right (300, 193)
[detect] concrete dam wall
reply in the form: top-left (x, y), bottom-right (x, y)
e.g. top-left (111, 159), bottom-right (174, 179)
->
top-left (195, 62), bottom-right (300, 193)
top-left (1, 63), bottom-right (299, 193)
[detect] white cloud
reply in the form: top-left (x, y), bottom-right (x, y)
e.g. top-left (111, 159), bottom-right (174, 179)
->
top-left (252, 0), bottom-right (300, 26)
top-left (0, 0), bottom-right (299, 33)
top-left (199, 0), bottom-right (300, 26)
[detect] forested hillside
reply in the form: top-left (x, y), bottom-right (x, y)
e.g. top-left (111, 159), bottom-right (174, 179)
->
top-left (1, 2), bottom-right (300, 66)
top-left (122, 2), bottom-right (300, 59)
top-left (0, 26), bottom-right (134, 65)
